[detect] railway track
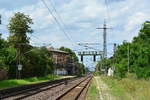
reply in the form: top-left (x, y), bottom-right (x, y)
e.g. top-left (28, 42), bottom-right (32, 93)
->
top-left (56, 75), bottom-right (92, 100)
top-left (0, 75), bottom-right (92, 100)
top-left (0, 77), bottom-right (77, 100)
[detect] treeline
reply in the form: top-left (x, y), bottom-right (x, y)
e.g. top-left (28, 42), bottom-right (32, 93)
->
top-left (98, 21), bottom-right (150, 78)
top-left (0, 38), bottom-right (53, 79)
top-left (59, 46), bottom-right (86, 76)
top-left (0, 12), bottom-right (85, 80)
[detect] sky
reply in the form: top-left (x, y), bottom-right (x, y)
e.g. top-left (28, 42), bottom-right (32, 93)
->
top-left (0, 0), bottom-right (150, 70)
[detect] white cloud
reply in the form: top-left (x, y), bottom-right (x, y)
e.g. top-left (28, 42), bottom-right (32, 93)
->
top-left (0, 0), bottom-right (150, 52)
top-left (0, 0), bottom-right (150, 69)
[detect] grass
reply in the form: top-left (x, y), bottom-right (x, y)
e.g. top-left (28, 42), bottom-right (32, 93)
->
top-left (86, 77), bottom-right (99, 100)
top-left (101, 75), bottom-right (150, 100)
top-left (0, 75), bottom-right (62, 89)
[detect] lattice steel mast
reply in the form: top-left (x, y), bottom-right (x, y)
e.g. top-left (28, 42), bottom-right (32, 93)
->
top-left (97, 20), bottom-right (111, 58)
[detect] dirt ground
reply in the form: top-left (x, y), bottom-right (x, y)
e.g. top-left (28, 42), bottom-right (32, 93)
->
top-left (94, 76), bottom-right (115, 100)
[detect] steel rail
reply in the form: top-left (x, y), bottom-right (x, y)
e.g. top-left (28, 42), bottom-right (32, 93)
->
top-left (0, 77), bottom-right (78, 99)
top-left (56, 75), bottom-right (92, 100)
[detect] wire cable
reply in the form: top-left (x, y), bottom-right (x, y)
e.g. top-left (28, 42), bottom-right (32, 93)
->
top-left (41, 0), bottom-right (99, 51)
top-left (48, 0), bottom-right (66, 28)
top-left (41, 0), bottom-right (75, 44)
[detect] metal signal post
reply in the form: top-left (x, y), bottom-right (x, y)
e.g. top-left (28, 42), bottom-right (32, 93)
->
top-left (0, 15), bottom-right (1, 25)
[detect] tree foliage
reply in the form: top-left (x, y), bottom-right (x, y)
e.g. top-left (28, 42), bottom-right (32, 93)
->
top-left (22, 47), bottom-right (53, 78)
top-left (59, 46), bottom-right (85, 75)
top-left (0, 33), bottom-right (8, 69)
top-left (0, 12), bottom-right (54, 79)
top-left (59, 46), bottom-right (78, 61)
top-left (76, 63), bottom-right (85, 76)
top-left (8, 12), bottom-right (33, 54)
top-left (98, 21), bottom-right (150, 78)
top-left (0, 12), bottom-right (85, 80)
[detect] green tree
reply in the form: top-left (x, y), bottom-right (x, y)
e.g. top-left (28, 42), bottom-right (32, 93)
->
top-left (59, 46), bottom-right (78, 61)
top-left (109, 21), bottom-right (150, 78)
top-left (8, 12), bottom-right (33, 54)
top-left (7, 12), bottom-right (33, 78)
top-left (0, 33), bottom-right (8, 69)
top-left (21, 46), bottom-right (53, 77)
top-left (59, 46), bottom-right (86, 75)
top-left (0, 33), bottom-right (17, 79)
top-left (97, 58), bottom-right (112, 73)
top-left (1, 12), bottom-right (55, 79)
top-left (76, 62), bottom-right (85, 76)
top-left (131, 21), bottom-right (150, 78)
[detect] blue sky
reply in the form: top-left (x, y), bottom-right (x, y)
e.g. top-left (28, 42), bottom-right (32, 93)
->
top-left (0, 0), bottom-right (150, 70)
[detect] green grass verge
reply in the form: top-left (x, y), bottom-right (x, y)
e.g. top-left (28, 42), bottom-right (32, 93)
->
top-left (86, 78), bottom-right (99, 100)
top-left (0, 75), bottom-right (62, 89)
top-left (101, 75), bottom-right (150, 100)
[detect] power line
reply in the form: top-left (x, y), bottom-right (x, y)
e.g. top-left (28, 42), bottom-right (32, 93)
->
top-left (40, 0), bottom-right (75, 44)
top-left (29, 34), bottom-right (51, 46)
top-left (48, 0), bottom-right (65, 26)
top-left (48, 0), bottom-right (79, 48)
top-left (78, 43), bottom-right (100, 51)
top-left (41, 0), bottom-right (99, 51)
top-left (48, 0), bottom-right (76, 44)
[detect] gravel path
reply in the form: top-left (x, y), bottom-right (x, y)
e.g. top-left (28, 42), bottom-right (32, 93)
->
top-left (95, 76), bottom-right (115, 100)
top-left (22, 77), bottom-right (85, 100)
top-left (3, 77), bottom-right (85, 100)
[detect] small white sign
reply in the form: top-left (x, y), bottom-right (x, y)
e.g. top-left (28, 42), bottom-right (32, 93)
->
top-left (108, 68), bottom-right (114, 76)
top-left (18, 64), bottom-right (23, 70)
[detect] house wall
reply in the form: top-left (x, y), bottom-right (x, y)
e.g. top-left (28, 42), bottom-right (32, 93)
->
top-left (49, 49), bottom-right (76, 75)
top-left (0, 69), bottom-right (7, 80)
top-left (52, 52), bottom-right (68, 65)
top-left (54, 68), bottom-right (67, 75)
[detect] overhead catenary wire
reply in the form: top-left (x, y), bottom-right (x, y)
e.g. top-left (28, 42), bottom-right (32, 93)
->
top-left (40, 0), bottom-right (75, 44)
top-left (48, 0), bottom-right (79, 45)
top-left (41, 0), bottom-right (92, 50)
top-left (40, 0), bottom-right (99, 51)
top-left (29, 34), bottom-right (50, 46)
top-left (48, 0), bottom-right (66, 27)
top-left (47, 0), bottom-right (79, 48)
top-left (30, 40), bottom-right (50, 47)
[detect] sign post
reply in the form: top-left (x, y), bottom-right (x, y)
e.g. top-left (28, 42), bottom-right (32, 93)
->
top-left (18, 64), bottom-right (22, 78)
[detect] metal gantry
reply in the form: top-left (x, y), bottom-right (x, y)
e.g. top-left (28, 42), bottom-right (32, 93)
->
top-left (77, 20), bottom-right (113, 72)
top-left (78, 51), bottom-right (103, 62)
top-left (78, 51), bottom-right (103, 72)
